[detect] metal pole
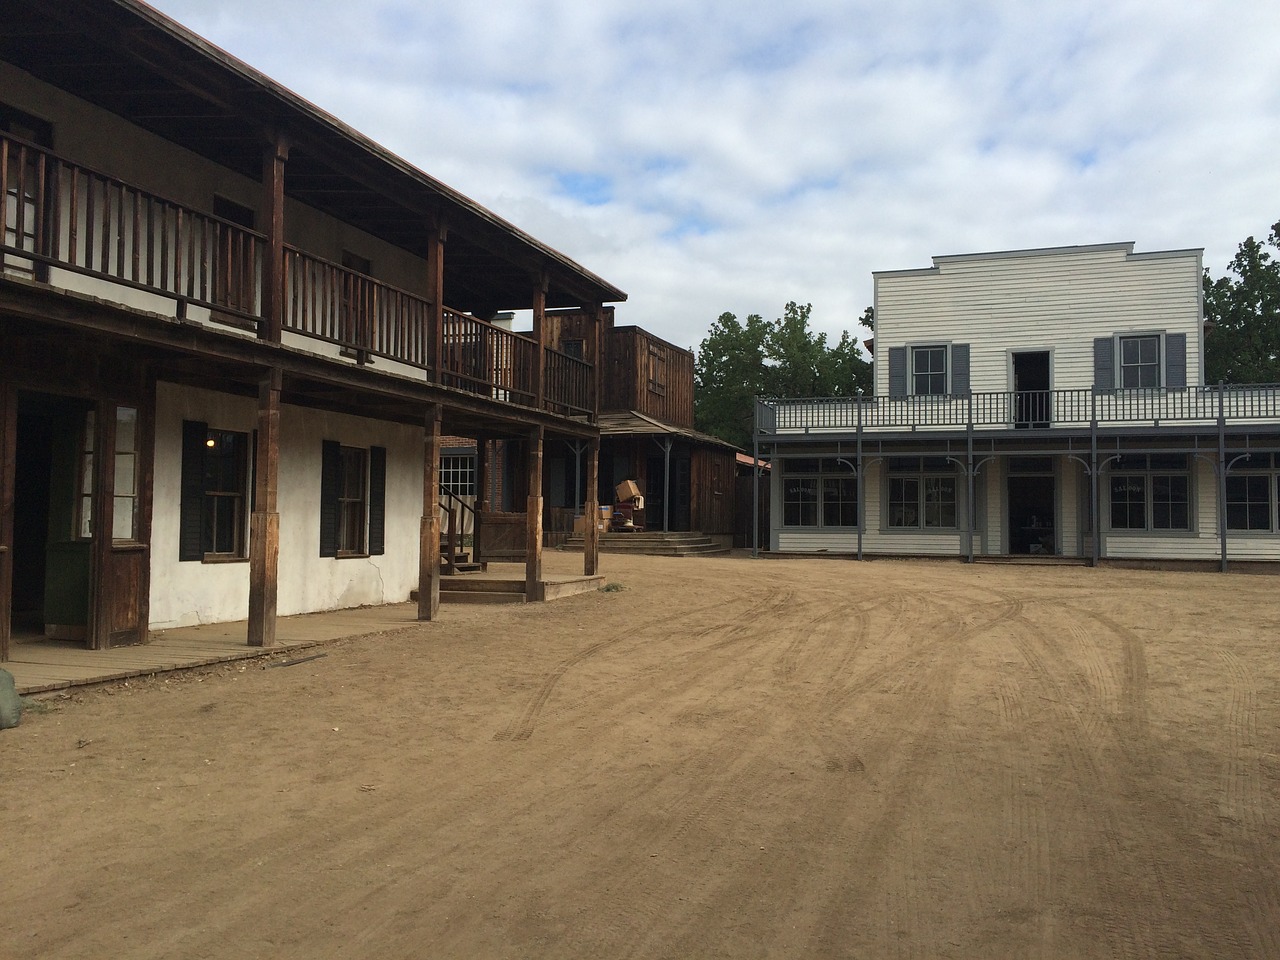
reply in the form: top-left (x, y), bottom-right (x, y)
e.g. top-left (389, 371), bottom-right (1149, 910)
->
top-left (856, 390), bottom-right (864, 562)
top-left (663, 437), bottom-right (672, 533)
top-left (1090, 386), bottom-right (1100, 567)
top-left (1218, 382), bottom-right (1227, 573)
top-left (966, 394), bottom-right (975, 563)
top-left (752, 401), bottom-right (760, 559)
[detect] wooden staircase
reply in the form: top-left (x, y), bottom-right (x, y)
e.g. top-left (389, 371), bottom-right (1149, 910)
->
top-left (562, 531), bottom-right (731, 557)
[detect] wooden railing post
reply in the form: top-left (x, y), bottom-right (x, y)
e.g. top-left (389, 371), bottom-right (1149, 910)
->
top-left (426, 217), bottom-right (446, 385)
top-left (532, 272), bottom-right (547, 411)
top-left (584, 435), bottom-right (600, 576)
top-left (260, 133), bottom-right (289, 343)
top-left (247, 369), bottom-right (282, 646)
top-left (420, 404), bottom-right (443, 620)
top-left (525, 425), bottom-right (544, 600)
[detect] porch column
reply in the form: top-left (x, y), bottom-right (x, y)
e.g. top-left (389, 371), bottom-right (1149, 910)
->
top-left (426, 217), bottom-right (447, 386)
top-left (474, 434), bottom-right (489, 565)
top-left (419, 404), bottom-right (443, 620)
top-left (0, 380), bottom-right (16, 662)
top-left (89, 400), bottom-right (118, 651)
top-left (260, 134), bottom-right (288, 344)
top-left (532, 274), bottom-right (547, 411)
top-left (247, 369), bottom-right (281, 647)
top-left (525, 425), bottom-right (544, 601)
top-left (584, 435), bottom-right (600, 576)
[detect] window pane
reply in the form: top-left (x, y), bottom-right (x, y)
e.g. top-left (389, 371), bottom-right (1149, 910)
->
top-left (888, 477), bottom-right (918, 527)
top-left (784, 478), bottom-right (818, 526)
top-left (1227, 474), bottom-right (1271, 531)
top-left (1110, 475), bottom-right (1147, 529)
top-left (112, 496), bottom-right (136, 541)
top-left (923, 477), bottom-right (956, 528)
top-left (822, 477), bottom-right (857, 527)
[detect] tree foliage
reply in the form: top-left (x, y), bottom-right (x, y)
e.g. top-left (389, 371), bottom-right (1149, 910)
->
top-left (1204, 220), bottom-right (1280, 385)
top-left (694, 301), bottom-right (872, 448)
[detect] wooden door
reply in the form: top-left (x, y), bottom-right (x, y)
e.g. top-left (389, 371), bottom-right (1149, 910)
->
top-left (89, 400), bottom-right (152, 648)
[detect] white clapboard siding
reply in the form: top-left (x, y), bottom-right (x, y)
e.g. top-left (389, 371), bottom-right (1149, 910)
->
top-left (874, 244), bottom-right (1203, 396)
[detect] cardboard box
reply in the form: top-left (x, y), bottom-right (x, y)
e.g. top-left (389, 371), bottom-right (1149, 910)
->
top-left (615, 479), bottom-right (642, 502)
top-left (572, 515), bottom-right (586, 536)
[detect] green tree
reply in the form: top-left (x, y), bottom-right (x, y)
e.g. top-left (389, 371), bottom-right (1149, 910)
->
top-left (1204, 220), bottom-right (1280, 385)
top-left (694, 302), bottom-right (872, 448)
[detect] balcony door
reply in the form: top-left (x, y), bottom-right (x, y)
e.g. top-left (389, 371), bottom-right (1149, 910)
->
top-left (1012, 351), bottom-right (1051, 428)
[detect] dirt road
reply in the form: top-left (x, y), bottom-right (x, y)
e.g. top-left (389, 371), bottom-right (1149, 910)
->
top-left (3, 554), bottom-right (1278, 959)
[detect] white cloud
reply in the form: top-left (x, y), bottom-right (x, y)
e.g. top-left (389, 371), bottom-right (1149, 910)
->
top-left (149, 0), bottom-right (1280, 350)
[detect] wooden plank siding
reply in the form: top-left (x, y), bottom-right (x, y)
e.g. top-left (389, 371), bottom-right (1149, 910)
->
top-left (690, 447), bottom-right (735, 536)
top-left (873, 245), bottom-right (1204, 397)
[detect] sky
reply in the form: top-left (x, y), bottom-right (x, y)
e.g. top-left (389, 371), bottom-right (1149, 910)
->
top-left (147, 0), bottom-right (1280, 353)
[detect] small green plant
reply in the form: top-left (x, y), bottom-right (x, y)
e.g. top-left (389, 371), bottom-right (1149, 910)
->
top-left (600, 582), bottom-right (625, 593)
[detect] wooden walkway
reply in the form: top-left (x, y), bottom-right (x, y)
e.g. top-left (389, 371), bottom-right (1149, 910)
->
top-left (5, 602), bottom-right (423, 696)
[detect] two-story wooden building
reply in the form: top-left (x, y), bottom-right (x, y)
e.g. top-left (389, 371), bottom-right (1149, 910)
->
top-left (0, 0), bottom-right (625, 661)
top-left (756, 243), bottom-right (1280, 568)
top-left (541, 311), bottom-right (737, 537)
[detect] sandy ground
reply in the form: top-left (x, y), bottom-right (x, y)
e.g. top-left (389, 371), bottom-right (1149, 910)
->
top-left (2, 553), bottom-right (1279, 960)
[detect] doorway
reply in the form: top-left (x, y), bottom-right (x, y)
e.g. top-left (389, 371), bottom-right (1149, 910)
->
top-left (1012, 351), bottom-right (1051, 428)
top-left (1007, 474), bottom-right (1056, 555)
top-left (12, 392), bottom-right (95, 643)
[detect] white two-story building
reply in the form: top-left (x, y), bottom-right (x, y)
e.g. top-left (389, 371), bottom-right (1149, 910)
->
top-left (755, 243), bottom-right (1280, 569)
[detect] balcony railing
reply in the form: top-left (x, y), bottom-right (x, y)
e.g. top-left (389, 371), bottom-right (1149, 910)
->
top-left (2, 133), bottom-right (595, 420)
top-left (759, 386), bottom-right (1280, 435)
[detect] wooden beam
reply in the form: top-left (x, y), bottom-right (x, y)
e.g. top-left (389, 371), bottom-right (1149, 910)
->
top-left (532, 272), bottom-right (547, 412)
top-left (88, 399), bottom-right (117, 651)
top-left (426, 217), bottom-right (446, 386)
top-left (525, 425), bottom-right (544, 601)
top-left (419, 404), bottom-right (443, 620)
top-left (584, 434), bottom-right (600, 577)
top-left (474, 434), bottom-right (489, 565)
top-left (261, 133), bottom-right (289, 343)
top-left (0, 380), bottom-right (16, 663)
top-left (247, 369), bottom-right (282, 647)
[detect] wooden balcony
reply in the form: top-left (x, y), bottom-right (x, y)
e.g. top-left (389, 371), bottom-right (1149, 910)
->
top-left (758, 385), bottom-right (1280, 437)
top-left (1, 133), bottom-right (595, 421)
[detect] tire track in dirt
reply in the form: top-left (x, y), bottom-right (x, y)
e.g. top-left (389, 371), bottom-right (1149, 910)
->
top-left (491, 590), bottom-right (790, 742)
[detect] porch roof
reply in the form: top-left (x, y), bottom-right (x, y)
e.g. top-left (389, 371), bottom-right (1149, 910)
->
top-left (2, 0), bottom-right (627, 315)
top-left (598, 410), bottom-right (740, 452)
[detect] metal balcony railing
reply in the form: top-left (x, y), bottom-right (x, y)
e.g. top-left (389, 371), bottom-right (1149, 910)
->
top-left (758, 385), bottom-right (1280, 435)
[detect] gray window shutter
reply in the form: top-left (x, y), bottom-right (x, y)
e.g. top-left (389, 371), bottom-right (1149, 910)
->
top-left (179, 420), bottom-right (208, 561)
top-left (1165, 333), bottom-right (1187, 388)
top-left (368, 446), bottom-right (386, 556)
top-left (1093, 337), bottom-right (1115, 391)
top-left (950, 343), bottom-right (970, 396)
top-left (888, 347), bottom-right (907, 397)
top-left (319, 440), bottom-right (341, 557)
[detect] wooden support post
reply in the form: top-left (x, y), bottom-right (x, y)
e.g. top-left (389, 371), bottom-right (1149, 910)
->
top-left (532, 273), bottom-right (547, 411)
top-left (426, 217), bottom-right (446, 385)
top-left (247, 369), bottom-right (282, 647)
top-left (88, 400), bottom-right (117, 651)
top-left (474, 434), bottom-right (489, 567)
top-left (525, 426), bottom-right (544, 601)
top-left (584, 435), bottom-right (600, 576)
top-left (0, 380), bottom-right (16, 663)
top-left (419, 404), bottom-right (443, 620)
top-left (260, 134), bottom-right (288, 343)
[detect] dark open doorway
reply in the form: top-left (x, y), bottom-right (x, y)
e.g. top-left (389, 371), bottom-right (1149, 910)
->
top-left (1008, 474), bottom-right (1056, 555)
top-left (1013, 351), bottom-right (1051, 428)
top-left (12, 392), bottom-right (95, 643)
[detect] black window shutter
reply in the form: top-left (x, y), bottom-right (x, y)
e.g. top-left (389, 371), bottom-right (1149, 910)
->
top-left (319, 439), bottom-right (341, 557)
top-left (950, 343), bottom-right (971, 396)
top-left (179, 420), bottom-right (208, 561)
top-left (1093, 337), bottom-right (1115, 391)
top-left (368, 445), bottom-right (387, 556)
top-left (887, 347), bottom-right (907, 397)
top-left (1165, 333), bottom-right (1187, 388)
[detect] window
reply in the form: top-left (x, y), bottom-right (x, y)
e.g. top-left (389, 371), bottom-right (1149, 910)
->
top-left (113, 407), bottom-right (139, 542)
top-left (912, 346), bottom-right (947, 395)
top-left (320, 440), bottom-right (386, 558)
top-left (441, 453), bottom-right (476, 496)
top-left (781, 458), bottom-right (857, 528)
top-left (1119, 335), bottom-right (1160, 389)
top-left (887, 457), bottom-right (957, 529)
top-left (338, 447), bottom-right (367, 554)
top-left (77, 410), bottom-right (95, 539)
top-left (1226, 454), bottom-right (1279, 531)
top-left (647, 346), bottom-right (667, 396)
top-left (561, 339), bottom-right (584, 360)
top-left (1108, 454), bottom-right (1190, 531)
top-left (180, 420), bottom-right (250, 560)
